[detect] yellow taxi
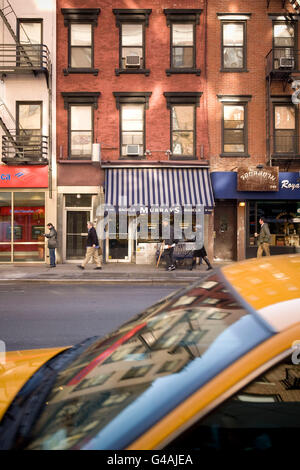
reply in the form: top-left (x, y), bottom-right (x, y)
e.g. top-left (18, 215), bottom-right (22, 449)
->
top-left (0, 254), bottom-right (299, 452)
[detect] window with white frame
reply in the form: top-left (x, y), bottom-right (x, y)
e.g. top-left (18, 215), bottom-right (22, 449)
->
top-left (121, 104), bottom-right (144, 157)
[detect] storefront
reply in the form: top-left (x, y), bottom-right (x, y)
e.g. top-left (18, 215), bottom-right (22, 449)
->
top-left (0, 166), bottom-right (49, 263)
top-left (103, 166), bottom-right (214, 264)
top-left (211, 170), bottom-right (300, 259)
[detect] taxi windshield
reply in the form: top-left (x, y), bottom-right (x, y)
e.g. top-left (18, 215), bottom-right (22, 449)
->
top-left (25, 274), bottom-right (272, 450)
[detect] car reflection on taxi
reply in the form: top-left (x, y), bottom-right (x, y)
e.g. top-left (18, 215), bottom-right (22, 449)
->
top-left (0, 254), bottom-right (299, 452)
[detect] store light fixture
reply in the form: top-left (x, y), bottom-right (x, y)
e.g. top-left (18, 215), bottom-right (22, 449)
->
top-left (76, 194), bottom-right (81, 199)
top-left (239, 202), bottom-right (246, 207)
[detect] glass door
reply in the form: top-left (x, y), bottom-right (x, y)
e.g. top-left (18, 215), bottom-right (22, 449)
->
top-left (66, 210), bottom-right (90, 260)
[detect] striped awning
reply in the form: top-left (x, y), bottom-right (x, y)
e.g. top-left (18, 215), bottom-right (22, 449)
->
top-left (105, 168), bottom-right (214, 213)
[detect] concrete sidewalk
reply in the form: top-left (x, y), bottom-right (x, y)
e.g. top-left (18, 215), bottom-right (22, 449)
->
top-left (0, 260), bottom-right (232, 284)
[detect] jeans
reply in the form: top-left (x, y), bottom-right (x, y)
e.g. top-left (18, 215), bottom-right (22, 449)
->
top-left (49, 248), bottom-right (56, 266)
top-left (164, 247), bottom-right (174, 267)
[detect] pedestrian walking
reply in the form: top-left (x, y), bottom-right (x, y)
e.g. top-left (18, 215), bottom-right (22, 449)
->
top-left (255, 217), bottom-right (271, 257)
top-left (78, 221), bottom-right (102, 270)
top-left (192, 245), bottom-right (213, 270)
top-left (44, 223), bottom-right (57, 267)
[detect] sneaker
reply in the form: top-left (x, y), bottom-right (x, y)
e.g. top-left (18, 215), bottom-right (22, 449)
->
top-left (77, 265), bottom-right (84, 270)
top-left (167, 265), bottom-right (176, 271)
top-left (94, 267), bottom-right (102, 270)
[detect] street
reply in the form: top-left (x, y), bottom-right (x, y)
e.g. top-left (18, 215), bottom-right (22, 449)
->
top-left (0, 283), bottom-right (183, 351)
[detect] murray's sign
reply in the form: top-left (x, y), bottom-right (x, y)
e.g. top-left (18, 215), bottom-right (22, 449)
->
top-left (237, 167), bottom-right (279, 192)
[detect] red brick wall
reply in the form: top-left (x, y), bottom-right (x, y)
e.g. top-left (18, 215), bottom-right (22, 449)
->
top-left (207, 0), bottom-right (297, 172)
top-left (56, 0), bottom-right (209, 169)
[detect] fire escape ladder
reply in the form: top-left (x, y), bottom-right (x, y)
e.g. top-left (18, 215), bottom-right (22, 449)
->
top-left (0, 0), bottom-right (34, 68)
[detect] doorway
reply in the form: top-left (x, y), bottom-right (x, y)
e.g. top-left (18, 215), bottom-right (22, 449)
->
top-left (66, 210), bottom-right (91, 261)
top-left (214, 201), bottom-right (237, 261)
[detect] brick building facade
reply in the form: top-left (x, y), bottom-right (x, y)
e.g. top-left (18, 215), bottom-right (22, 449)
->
top-left (56, 0), bottom-right (214, 264)
top-left (207, 0), bottom-right (300, 261)
top-left (56, 0), bottom-right (300, 264)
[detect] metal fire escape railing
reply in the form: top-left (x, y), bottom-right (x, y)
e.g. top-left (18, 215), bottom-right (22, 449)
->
top-left (0, 100), bottom-right (48, 165)
top-left (0, 0), bottom-right (50, 81)
top-left (266, 47), bottom-right (300, 167)
top-left (0, 1), bottom-right (50, 165)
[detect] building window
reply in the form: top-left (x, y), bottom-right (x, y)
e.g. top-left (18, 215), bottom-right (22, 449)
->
top-left (121, 104), bottom-right (144, 157)
top-left (61, 8), bottom-right (100, 76)
top-left (62, 92), bottom-right (100, 160)
top-left (221, 22), bottom-right (246, 71)
top-left (218, 95), bottom-right (251, 157)
top-left (164, 9), bottom-right (202, 76)
top-left (223, 104), bottom-right (246, 153)
top-left (172, 105), bottom-right (195, 157)
top-left (273, 21), bottom-right (296, 70)
top-left (113, 92), bottom-right (152, 158)
top-left (70, 24), bottom-right (92, 68)
top-left (172, 23), bottom-right (194, 68)
top-left (249, 201), bottom-right (300, 248)
top-left (17, 19), bottom-right (43, 67)
top-left (0, 191), bottom-right (45, 263)
top-left (273, 105), bottom-right (296, 154)
top-left (70, 105), bottom-right (93, 158)
top-left (113, 9), bottom-right (152, 76)
top-left (164, 92), bottom-right (202, 160)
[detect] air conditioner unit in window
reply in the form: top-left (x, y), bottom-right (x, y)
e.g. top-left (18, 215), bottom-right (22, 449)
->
top-left (279, 57), bottom-right (294, 68)
top-left (125, 55), bottom-right (140, 67)
top-left (127, 144), bottom-right (140, 156)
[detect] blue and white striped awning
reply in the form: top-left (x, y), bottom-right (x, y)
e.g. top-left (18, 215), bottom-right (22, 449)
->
top-left (105, 168), bottom-right (214, 213)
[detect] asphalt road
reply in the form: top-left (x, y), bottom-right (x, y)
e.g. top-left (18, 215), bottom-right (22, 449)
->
top-left (0, 283), bottom-right (183, 351)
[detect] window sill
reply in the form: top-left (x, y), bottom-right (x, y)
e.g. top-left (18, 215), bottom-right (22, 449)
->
top-left (166, 68), bottom-right (201, 76)
top-left (115, 68), bottom-right (150, 76)
top-left (220, 69), bottom-right (249, 73)
top-left (58, 159), bottom-right (93, 163)
top-left (119, 156), bottom-right (146, 160)
top-left (169, 156), bottom-right (198, 161)
top-left (63, 68), bottom-right (99, 76)
top-left (219, 153), bottom-right (250, 158)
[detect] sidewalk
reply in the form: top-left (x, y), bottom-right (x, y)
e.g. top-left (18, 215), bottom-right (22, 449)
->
top-left (0, 260), bottom-right (232, 284)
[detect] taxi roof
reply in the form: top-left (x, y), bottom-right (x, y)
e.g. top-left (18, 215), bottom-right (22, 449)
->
top-left (221, 254), bottom-right (300, 333)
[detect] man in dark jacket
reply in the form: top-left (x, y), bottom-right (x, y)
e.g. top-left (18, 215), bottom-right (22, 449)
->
top-left (255, 217), bottom-right (271, 257)
top-left (44, 223), bottom-right (57, 267)
top-left (162, 220), bottom-right (176, 271)
top-left (78, 221), bottom-right (102, 270)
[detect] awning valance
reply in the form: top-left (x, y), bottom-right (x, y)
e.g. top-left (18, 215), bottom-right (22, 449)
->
top-left (105, 168), bottom-right (214, 213)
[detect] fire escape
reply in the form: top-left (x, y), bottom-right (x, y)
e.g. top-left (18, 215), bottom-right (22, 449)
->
top-left (0, 0), bottom-right (51, 164)
top-left (266, 1), bottom-right (300, 169)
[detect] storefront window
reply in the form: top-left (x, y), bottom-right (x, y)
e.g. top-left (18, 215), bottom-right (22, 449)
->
top-left (249, 201), bottom-right (300, 247)
top-left (0, 191), bottom-right (45, 262)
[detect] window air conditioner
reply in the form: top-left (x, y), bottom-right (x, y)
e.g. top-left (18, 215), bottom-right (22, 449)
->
top-left (125, 55), bottom-right (140, 67)
top-left (279, 57), bottom-right (294, 68)
top-left (127, 144), bottom-right (140, 156)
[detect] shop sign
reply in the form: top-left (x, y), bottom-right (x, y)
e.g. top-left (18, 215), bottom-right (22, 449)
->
top-left (0, 166), bottom-right (48, 188)
top-left (237, 167), bottom-right (279, 192)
